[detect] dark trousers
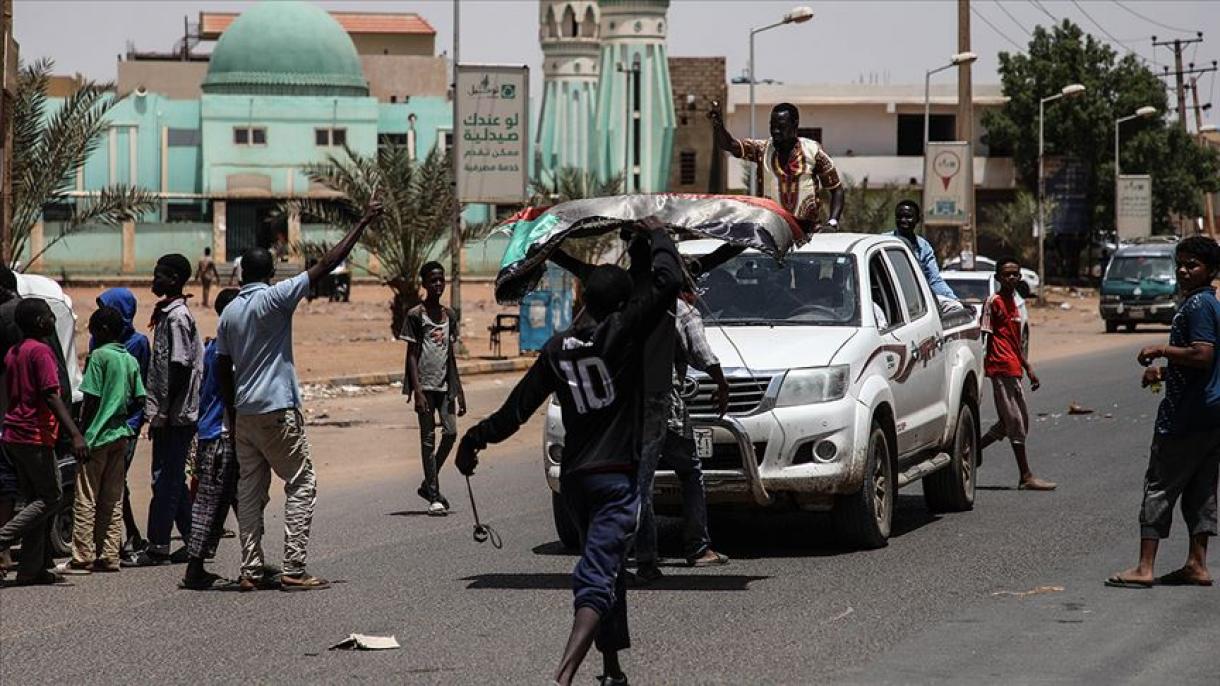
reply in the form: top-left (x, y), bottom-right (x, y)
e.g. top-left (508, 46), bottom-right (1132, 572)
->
top-left (634, 393), bottom-right (670, 566)
top-left (1140, 430), bottom-right (1220, 540)
top-left (187, 435), bottom-right (238, 559)
top-left (417, 390), bottom-right (457, 500)
top-left (0, 443), bottom-right (61, 578)
top-left (562, 471), bottom-right (639, 654)
top-left (147, 425), bottom-right (195, 552)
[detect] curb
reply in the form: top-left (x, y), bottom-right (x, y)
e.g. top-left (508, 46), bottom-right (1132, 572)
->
top-left (302, 357), bottom-right (533, 388)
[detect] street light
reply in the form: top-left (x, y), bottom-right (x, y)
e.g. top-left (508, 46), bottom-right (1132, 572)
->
top-left (922, 51), bottom-right (978, 190)
top-left (748, 6), bottom-right (815, 195)
top-left (1036, 83), bottom-right (1086, 301)
top-left (1113, 105), bottom-right (1158, 247)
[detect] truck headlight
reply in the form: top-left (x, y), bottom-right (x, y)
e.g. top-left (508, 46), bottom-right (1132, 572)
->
top-left (1101, 294), bottom-right (1121, 303)
top-left (775, 366), bottom-right (849, 407)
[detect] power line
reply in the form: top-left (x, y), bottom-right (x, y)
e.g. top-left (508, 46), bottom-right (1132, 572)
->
top-left (1027, 0), bottom-right (1057, 24)
top-left (993, 1), bottom-right (1032, 37)
top-left (1111, 0), bottom-right (1197, 35)
top-left (972, 5), bottom-right (1025, 51)
top-left (1069, 0), bottom-right (1148, 64)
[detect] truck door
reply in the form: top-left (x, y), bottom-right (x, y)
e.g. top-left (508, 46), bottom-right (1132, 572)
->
top-left (883, 246), bottom-right (948, 453)
top-left (867, 250), bottom-right (921, 456)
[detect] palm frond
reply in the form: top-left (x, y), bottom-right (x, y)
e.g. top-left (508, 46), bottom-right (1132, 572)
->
top-left (20, 185), bottom-right (160, 271)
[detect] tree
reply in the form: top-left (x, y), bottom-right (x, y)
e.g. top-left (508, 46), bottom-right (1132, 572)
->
top-left (982, 20), bottom-right (1219, 236)
top-left (837, 176), bottom-right (919, 234)
top-left (290, 144), bottom-right (457, 335)
top-left (979, 191), bottom-right (1048, 267)
top-left (9, 59), bottom-right (157, 269)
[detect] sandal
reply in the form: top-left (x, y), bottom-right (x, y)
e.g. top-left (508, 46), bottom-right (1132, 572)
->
top-left (1156, 568), bottom-right (1214, 587)
top-left (1104, 574), bottom-right (1152, 589)
top-left (279, 573), bottom-right (330, 592)
top-left (179, 571), bottom-right (229, 591)
top-left (10, 570), bottom-right (68, 586)
top-left (688, 551), bottom-right (730, 568)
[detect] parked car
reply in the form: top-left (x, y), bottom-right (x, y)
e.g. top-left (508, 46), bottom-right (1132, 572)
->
top-left (1099, 241), bottom-right (1178, 333)
top-left (941, 269), bottom-right (1029, 355)
top-left (942, 255), bottom-right (1040, 299)
top-left (543, 234), bottom-right (985, 549)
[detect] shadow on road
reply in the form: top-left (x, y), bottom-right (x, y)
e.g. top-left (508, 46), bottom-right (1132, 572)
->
top-left (461, 573), bottom-right (769, 591)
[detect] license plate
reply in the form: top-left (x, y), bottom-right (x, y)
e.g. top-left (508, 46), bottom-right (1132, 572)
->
top-left (694, 428), bottom-right (713, 459)
top-left (1129, 307), bottom-right (1145, 320)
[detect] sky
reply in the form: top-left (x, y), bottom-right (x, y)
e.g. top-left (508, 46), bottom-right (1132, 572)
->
top-left (12, 0), bottom-right (1218, 126)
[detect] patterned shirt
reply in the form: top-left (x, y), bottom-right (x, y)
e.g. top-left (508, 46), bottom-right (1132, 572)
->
top-left (669, 299), bottom-right (720, 436)
top-left (1155, 287), bottom-right (1220, 435)
top-left (733, 137), bottom-right (842, 225)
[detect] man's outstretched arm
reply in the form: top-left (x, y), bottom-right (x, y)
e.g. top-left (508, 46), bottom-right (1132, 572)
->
top-left (307, 201), bottom-right (383, 284)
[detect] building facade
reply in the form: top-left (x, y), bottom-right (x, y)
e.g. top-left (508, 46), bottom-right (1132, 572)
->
top-left (666, 57), bottom-right (726, 194)
top-left (33, 2), bottom-right (506, 275)
top-left (536, 1), bottom-right (600, 175)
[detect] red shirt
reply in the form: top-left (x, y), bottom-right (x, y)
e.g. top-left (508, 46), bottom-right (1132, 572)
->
top-left (981, 293), bottom-right (1023, 378)
top-left (3, 339), bottom-right (62, 446)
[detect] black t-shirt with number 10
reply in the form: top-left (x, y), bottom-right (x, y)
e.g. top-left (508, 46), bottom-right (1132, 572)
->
top-left (463, 228), bottom-right (682, 477)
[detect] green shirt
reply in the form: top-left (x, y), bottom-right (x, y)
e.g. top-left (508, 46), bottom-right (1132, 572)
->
top-left (80, 342), bottom-right (146, 449)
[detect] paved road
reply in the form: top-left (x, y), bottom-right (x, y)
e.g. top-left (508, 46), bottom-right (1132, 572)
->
top-left (2, 343), bottom-right (1217, 684)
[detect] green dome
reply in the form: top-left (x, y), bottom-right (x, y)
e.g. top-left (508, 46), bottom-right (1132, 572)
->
top-left (202, 1), bottom-right (368, 96)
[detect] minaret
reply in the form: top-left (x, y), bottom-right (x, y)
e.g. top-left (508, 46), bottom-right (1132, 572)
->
top-left (591, 0), bottom-right (675, 192)
top-left (536, 1), bottom-right (601, 178)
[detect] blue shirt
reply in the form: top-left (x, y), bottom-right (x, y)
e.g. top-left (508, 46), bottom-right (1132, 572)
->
top-left (196, 339), bottom-right (224, 440)
top-left (216, 272), bottom-right (310, 415)
top-left (1156, 287), bottom-right (1220, 435)
top-left (887, 231), bottom-right (957, 301)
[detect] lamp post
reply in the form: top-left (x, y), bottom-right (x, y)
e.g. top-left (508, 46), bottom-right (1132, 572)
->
top-left (1113, 105), bottom-right (1158, 239)
top-left (922, 51), bottom-right (977, 193)
top-left (748, 6), bottom-right (813, 195)
top-left (1037, 83), bottom-right (1086, 303)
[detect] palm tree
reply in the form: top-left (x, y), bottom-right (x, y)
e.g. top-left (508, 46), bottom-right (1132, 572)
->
top-left (8, 59), bottom-right (158, 269)
top-left (289, 144), bottom-right (458, 335)
top-left (980, 191), bottom-right (1047, 267)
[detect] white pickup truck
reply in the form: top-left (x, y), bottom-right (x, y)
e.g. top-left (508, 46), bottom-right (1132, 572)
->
top-left (542, 233), bottom-right (985, 549)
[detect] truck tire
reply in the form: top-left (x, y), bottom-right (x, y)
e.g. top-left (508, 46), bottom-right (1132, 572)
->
top-left (924, 401), bottom-right (978, 513)
top-left (552, 491), bottom-right (581, 550)
top-left (832, 422), bottom-right (894, 549)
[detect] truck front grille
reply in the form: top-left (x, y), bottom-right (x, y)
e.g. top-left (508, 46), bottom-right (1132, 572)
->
top-left (687, 376), bottom-right (773, 416)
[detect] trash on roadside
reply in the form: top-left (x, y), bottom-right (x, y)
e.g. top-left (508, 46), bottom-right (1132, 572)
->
top-left (1103, 413), bottom-right (1113, 419)
top-left (1059, 302), bottom-right (1072, 310)
top-left (1067, 402), bottom-right (1093, 415)
top-left (991, 585), bottom-right (1065, 598)
top-left (329, 634), bottom-right (401, 651)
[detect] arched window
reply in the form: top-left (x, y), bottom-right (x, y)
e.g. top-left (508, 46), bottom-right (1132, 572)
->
top-left (545, 6), bottom-right (558, 39)
top-left (563, 5), bottom-right (577, 38)
top-left (580, 6), bottom-right (597, 38)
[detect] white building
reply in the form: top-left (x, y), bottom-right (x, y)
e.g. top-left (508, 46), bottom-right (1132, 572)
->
top-left (724, 83), bottom-right (1016, 194)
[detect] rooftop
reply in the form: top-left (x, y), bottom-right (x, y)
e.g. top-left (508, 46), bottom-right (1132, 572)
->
top-left (727, 83), bottom-right (1008, 108)
top-left (199, 10), bottom-right (436, 39)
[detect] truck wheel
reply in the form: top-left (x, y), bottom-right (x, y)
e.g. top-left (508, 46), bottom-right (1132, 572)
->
top-left (832, 422), bottom-right (894, 549)
top-left (924, 401), bottom-right (977, 513)
top-left (1125, 323), bottom-right (1137, 332)
top-left (552, 491), bottom-right (581, 550)
top-left (49, 498), bottom-right (74, 558)
top-left (1105, 321), bottom-right (1118, 334)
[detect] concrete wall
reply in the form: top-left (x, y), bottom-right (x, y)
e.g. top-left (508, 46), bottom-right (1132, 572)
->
top-left (117, 61), bottom-right (209, 99)
top-left (362, 55), bottom-right (449, 102)
top-left (350, 33), bottom-right (435, 57)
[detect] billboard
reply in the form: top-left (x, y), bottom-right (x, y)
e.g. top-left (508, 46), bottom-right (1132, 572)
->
top-left (455, 64), bottom-right (529, 204)
top-left (922, 142), bottom-right (972, 226)
top-left (1116, 174), bottom-right (1152, 240)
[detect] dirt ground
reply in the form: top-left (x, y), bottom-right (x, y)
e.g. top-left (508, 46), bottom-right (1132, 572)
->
top-left (62, 281), bottom-right (522, 382)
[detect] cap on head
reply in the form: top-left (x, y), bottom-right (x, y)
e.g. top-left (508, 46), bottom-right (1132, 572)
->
top-left (241, 248), bottom-right (275, 284)
top-left (155, 254), bottom-right (192, 286)
top-left (583, 265), bottom-right (632, 321)
top-left (15, 298), bottom-right (51, 337)
top-left (214, 287), bottom-right (240, 316)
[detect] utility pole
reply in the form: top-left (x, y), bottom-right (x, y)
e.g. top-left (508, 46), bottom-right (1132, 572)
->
top-left (1152, 32), bottom-right (1205, 129)
top-left (1189, 77), bottom-right (1217, 237)
top-left (956, 0), bottom-right (975, 260)
top-left (450, 0), bottom-right (462, 325)
top-left (0, 0), bottom-right (14, 267)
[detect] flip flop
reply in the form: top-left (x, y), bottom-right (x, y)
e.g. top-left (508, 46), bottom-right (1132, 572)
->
top-left (279, 573), bottom-right (330, 592)
top-left (1104, 575), bottom-right (1153, 589)
top-left (689, 551), bottom-right (730, 568)
top-left (1156, 569), bottom-right (1214, 587)
top-left (179, 571), bottom-right (229, 591)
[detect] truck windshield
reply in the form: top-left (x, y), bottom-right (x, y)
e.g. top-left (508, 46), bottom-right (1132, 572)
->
top-left (1106, 255), bottom-right (1174, 283)
top-left (693, 253), bottom-right (859, 326)
top-left (944, 278), bottom-right (992, 302)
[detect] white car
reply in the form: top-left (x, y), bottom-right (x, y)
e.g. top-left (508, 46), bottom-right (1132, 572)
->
top-left (941, 270), bottom-right (1029, 356)
top-left (543, 234), bottom-right (985, 549)
top-left (942, 255), bottom-right (1040, 298)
